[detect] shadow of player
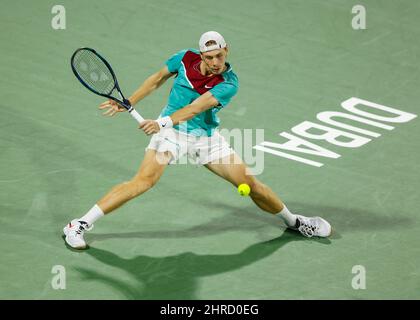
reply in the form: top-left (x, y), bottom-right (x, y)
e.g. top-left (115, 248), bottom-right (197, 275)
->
top-left (75, 230), bottom-right (330, 299)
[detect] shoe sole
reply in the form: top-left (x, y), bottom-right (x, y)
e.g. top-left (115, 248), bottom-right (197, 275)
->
top-left (291, 215), bottom-right (333, 238)
top-left (61, 235), bottom-right (89, 251)
top-left (62, 226), bottom-right (87, 250)
top-left (317, 217), bottom-right (332, 237)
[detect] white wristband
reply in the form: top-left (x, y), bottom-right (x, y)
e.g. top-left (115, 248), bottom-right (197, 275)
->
top-left (156, 116), bottom-right (173, 129)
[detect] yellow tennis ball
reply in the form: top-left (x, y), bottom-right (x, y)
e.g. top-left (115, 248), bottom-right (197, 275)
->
top-left (238, 183), bottom-right (251, 196)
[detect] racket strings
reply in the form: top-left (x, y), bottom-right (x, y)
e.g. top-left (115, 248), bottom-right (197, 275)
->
top-left (72, 49), bottom-right (115, 95)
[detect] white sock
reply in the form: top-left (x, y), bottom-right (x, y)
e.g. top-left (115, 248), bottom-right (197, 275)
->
top-left (79, 204), bottom-right (104, 226)
top-left (275, 204), bottom-right (296, 227)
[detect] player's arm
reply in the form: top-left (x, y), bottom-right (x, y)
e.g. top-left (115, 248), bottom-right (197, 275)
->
top-left (128, 66), bottom-right (174, 106)
top-left (99, 66), bottom-right (174, 116)
top-left (139, 92), bottom-right (219, 135)
top-left (170, 92), bottom-right (219, 125)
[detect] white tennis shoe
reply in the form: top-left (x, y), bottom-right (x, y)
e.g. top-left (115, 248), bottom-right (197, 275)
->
top-left (63, 220), bottom-right (93, 249)
top-left (290, 215), bottom-right (332, 238)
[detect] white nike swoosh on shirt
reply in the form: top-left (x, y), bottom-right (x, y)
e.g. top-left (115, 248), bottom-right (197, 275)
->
top-left (204, 85), bottom-right (212, 89)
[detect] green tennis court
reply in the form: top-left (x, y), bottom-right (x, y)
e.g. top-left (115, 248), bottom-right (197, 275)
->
top-left (1, 0), bottom-right (419, 299)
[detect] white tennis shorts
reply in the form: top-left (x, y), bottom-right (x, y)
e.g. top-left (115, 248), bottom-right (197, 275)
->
top-left (145, 128), bottom-right (234, 165)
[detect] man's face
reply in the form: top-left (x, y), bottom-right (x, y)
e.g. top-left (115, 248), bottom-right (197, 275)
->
top-left (200, 48), bottom-right (228, 75)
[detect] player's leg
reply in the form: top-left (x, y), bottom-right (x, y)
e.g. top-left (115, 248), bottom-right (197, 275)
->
top-left (204, 153), bottom-right (291, 216)
top-left (204, 153), bottom-right (332, 238)
top-left (97, 149), bottom-right (171, 213)
top-left (63, 149), bottom-right (171, 249)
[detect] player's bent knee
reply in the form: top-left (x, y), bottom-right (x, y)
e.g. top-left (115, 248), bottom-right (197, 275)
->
top-left (248, 179), bottom-right (265, 196)
top-left (235, 175), bottom-right (259, 191)
top-left (130, 176), bottom-right (158, 196)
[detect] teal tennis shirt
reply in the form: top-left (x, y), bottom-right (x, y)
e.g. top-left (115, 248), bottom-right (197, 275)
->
top-left (160, 48), bottom-right (239, 137)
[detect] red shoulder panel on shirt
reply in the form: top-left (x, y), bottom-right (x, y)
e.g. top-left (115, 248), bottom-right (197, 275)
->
top-left (182, 50), bottom-right (225, 95)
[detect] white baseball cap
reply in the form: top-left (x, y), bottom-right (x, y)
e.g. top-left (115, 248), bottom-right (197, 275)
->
top-left (199, 31), bottom-right (227, 52)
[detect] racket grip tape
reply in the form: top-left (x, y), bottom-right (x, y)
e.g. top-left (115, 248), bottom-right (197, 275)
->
top-left (129, 108), bottom-right (145, 123)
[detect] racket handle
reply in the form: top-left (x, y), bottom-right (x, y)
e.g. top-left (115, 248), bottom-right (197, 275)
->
top-left (129, 108), bottom-right (145, 123)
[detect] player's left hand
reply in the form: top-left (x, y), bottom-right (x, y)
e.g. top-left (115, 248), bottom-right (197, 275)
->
top-left (139, 120), bottom-right (160, 135)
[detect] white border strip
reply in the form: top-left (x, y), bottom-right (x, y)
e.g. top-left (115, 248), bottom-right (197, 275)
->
top-left (181, 61), bottom-right (194, 88)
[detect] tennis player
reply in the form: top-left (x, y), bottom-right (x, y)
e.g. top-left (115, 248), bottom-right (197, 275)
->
top-left (63, 31), bottom-right (332, 249)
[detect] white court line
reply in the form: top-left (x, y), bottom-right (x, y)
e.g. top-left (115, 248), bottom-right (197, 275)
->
top-left (361, 31), bottom-right (393, 46)
top-left (0, 168), bottom-right (86, 184)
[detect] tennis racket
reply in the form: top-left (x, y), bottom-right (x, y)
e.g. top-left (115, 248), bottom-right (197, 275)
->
top-left (70, 47), bottom-right (144, 123)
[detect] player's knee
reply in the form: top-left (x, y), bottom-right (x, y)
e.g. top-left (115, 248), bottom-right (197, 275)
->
top-left (143, 176), bottom-right (158, 190)
top-left (237, 175), bottom-right (259, 193)
top-left (120, 181), bottom-right (139, 199)
top-left (131, 175), bottom-right (158, 195)
top-left (248, 178), bottom-right (265, 196)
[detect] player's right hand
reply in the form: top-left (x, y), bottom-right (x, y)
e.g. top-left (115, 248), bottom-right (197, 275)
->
top-left (99, 99), bottom-right (126, 117)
